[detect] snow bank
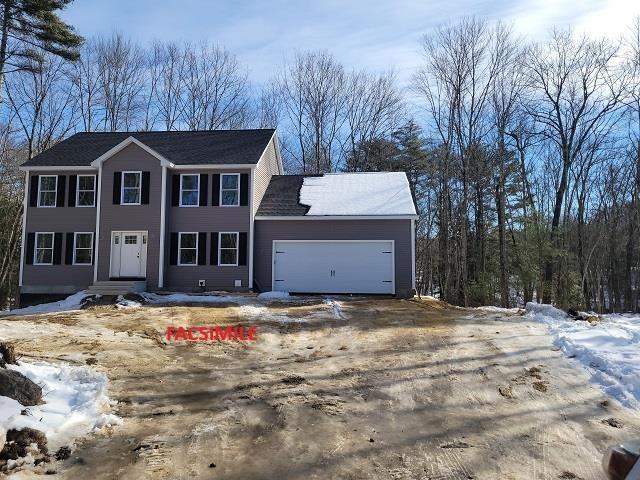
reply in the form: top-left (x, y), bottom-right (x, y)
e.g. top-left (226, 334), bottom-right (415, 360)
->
top-left (257, 291), bottom-right (291, 301)
top-left (139, 292), bottom-right (249, 305)
top-left (525, 303), bottom-right (640, 408)
top-left (4, 291), bottom-right (93, 316)
top-left (1, 361), bottom-right (121, 450)
top-left (299, 172), bottom-right (416, 216)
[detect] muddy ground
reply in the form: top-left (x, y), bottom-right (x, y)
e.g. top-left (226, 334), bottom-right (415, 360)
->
top-left (1, 297), bottom-right (639, 479)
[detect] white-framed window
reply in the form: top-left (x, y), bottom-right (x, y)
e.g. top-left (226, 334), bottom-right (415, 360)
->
top-left (38, 175), bottom-right (57, 207)
top-left (180, 174), bottom-right (199, 207)
top-left (121, 171), bottom-right (141, 205)
top-left (178, 232), bottom-right (198, 266)
top-left (218, 232), bottom-right (238, 266)
top-left (73, 232), bottom-right (93, 265)
top-left (220, 173), bottom-right (239, 206)
top-left (34, 232), bottom-right (54, 265)
top-left (77, 175), bottom-right (96, 207)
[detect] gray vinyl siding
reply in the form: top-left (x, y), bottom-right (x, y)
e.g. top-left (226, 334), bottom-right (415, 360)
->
top-left (165, 168), bottom-right (251, 291)
top-left (253, 219), bottom-right (414, 296)
top-left (97, 143), bottom-right (162, 286)
top-left (22, 169), bottom-right (97, 292)
top-left (252, 139), bottom-right (280, 216)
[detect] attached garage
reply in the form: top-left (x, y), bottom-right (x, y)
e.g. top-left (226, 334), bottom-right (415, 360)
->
top-left (272, 240), bottom-right (394, 294)
top-left (254, 172), bottom-right (417, 297)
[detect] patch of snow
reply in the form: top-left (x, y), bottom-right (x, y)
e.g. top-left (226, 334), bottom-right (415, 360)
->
top-left (476, 306), bottom-right (521, 314)
top-left (299, 172), bottom-right (417, 216)
top-left (1, 360), bottom-right (121, 450)
top-left (4, 291), bottom-right (93, 316)
top-left (325, 299), bottom-right (346, 320)
top-left (115, 295), bottom-right (142, 309)
top-left (525, 303), bottom-right (640, 408)
top-left (257, 291), bottom-right (291, 301)
top-left (139, 292), bottom-right (249, 305)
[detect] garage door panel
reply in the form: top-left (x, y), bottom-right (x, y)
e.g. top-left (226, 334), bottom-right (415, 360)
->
top-left (273, 241), bottom-right (394, 294)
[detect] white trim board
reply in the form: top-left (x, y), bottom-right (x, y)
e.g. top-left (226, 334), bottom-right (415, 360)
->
top-left (18, 171), bottom-right (28, 286)
top-left (255, 215), bottom-right (418, 221)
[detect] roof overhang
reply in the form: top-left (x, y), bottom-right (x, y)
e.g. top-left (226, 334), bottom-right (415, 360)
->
top-left (255, 215), bottom-right (419, 220)
top-left (90, 136), bottom-right (175, 168)
top-left (19, 165), bottom-right (97, 171)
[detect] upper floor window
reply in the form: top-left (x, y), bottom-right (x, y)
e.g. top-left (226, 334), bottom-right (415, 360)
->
top-left (77, 175), bottom-right (96, 207)
top-left (178, 232), bottom-right (198, 265)
top-left (121, 171), bottom-right (141, 205)
top-left (34, 232), bottom-right (54, 265)
top-left (220, 173), bottom-right (239, 206)
top-left (73, 232), bottom-right (93, 264)
top-left (218, 232), bottom-right (239, 266)
top-left (38, 176), bottom-right (57, 207)
top-left (180, 174), bottom-right (199, 207)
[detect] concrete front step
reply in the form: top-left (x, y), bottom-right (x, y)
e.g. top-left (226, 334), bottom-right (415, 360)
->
top-left (88, 281), bottom-right (146, 296)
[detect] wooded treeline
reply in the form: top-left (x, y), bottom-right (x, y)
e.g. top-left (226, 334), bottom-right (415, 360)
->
top-left (1, 14), bottom-right (639, 312)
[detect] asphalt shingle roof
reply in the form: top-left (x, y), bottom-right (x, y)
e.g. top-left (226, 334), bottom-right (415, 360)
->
top-left (256, 175), bottom-right (320, 216)
top-left (22, 129), bottom-right (275, 167)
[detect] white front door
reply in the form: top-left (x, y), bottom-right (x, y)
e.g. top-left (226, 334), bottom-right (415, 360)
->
top-left (272, 240), bottom-right (394, 294)
top-left (110, 231), bottom-right (148, 278)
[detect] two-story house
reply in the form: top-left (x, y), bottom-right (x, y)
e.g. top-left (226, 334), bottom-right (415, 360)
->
top-left (18, 129), bottom-right (417, 305)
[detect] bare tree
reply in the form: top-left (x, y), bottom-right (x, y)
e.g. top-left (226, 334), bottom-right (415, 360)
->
top-left (96, 33), bottom-right (145, 131)
top-left (523, 29), bottom-right (630, 304)
top-left (179, 42), bottom-right (249, 130)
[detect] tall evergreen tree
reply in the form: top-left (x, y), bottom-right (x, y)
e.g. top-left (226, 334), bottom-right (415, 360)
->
top-left (0, 0), bottom-right (82, 89)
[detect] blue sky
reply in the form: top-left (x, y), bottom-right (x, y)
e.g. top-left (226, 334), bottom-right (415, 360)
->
top-left (62, 0), bottom-right (640, 87)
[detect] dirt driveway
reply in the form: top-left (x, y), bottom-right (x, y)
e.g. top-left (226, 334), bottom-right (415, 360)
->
top-left (2, 297), bottom-right (640, 479)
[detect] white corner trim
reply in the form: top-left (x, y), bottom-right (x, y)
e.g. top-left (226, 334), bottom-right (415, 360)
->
top-left (254, 215), bottom-right (419, 221)
top-left (411, 218), bottom-right (416, 291)
top-left (90, 136), bottom-right (175, 168)
top-left (271, 132), bottom-right (284, 175)
top-left (93, 164), bottom-right (103, 283)
top-left (159, 165), bottom-right (167, 287)
top-left (248, 168), bottom-right (254, 290)
top-left (18, 171), bottom-right (28, 286)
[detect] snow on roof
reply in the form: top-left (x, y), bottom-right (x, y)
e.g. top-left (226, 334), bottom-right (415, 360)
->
top-left (299, 172), bottom-right (417, 216)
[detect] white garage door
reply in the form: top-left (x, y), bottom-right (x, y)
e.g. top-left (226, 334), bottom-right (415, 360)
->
top-left (272, 240), bottom-right (394, 294)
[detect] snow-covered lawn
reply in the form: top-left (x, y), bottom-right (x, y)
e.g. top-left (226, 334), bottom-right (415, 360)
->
top-left (525, 303), bottom-right (640, 409)
top-left (0, 361), bottom-right (121, 451)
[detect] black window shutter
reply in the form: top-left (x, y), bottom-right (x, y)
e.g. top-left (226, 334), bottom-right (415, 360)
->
top-left (29, 175), bottom-right (39, 207)
top-left (65, 232), bottom-right (74, 264)
top-left (238, 232), bottom-right (248, 266)
top-left (212, 174), bottom-right (220, 206)
top-left (53, 233), bottom-right (63, 264)
top-left (171, 174), bottom-right (180, 206)
top-left (92, 233), bottom-right (96, 265)
top-left (169, 233), bottom-right (178, 265)
top-left (240, 173), bottom-right (249, 206)
top-left (210, 232), bottom-right (219, 265)
top-left (113, 172), bottom-right (121, 204)
top-left (68, 175), bottom-right (77, 207)
top-left (141, 171), bottom-right (150, 204)
top-left (198, 232), bottom-right (207, 265)
top-left (26, 233), bottom-right (35, 264)
top-left (56, 175), bottom-right (66, 207)
top-left (199, 174), bottom-right (208, 206)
